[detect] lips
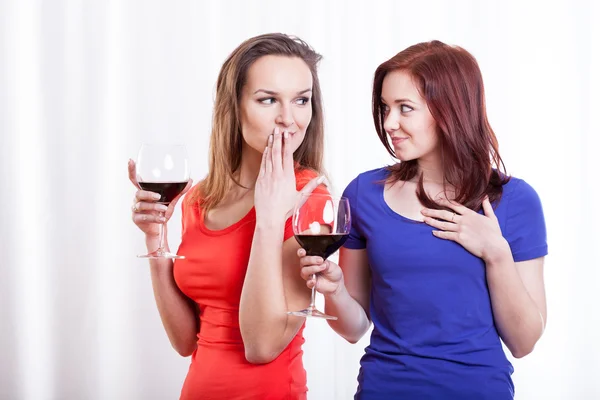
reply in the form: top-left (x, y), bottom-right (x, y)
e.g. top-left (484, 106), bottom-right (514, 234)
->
top-left (391, 136), bottom-right (408, 145)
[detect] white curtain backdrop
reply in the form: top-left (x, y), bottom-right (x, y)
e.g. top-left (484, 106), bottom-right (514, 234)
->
top-left (1, 1), bottom-right (598, 399)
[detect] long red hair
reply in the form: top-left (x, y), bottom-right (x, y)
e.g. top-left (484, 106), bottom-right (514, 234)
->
top-left (372, 40), bottom-right (509, 210)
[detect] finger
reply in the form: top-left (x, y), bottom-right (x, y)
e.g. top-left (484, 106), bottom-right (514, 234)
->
top-left (420, 208), bottom-right (457, 222)
top-left (265, 136), bottom-right (273, 175)
top-left (300, 264), bottom-right (326, 281)
top-left (271, 127), bottom-right (283, 172)
top-left (432, 230), bottom-right (458, 241)
top-left (132, 202), bottom-right (168, 213)
top-left (180, 179), bottom-right (193, 196)
top-left (128, 159), bottom-right (141, 189)
top-left (166, 179), bottom-right (194, 212)
top-left (299, 175), bottom-right (326, 197)
top-left (282, 129), bottom-right (294, 171)
top-left (423, 217), bottom-right (458, 232)
top-left (297, 248), bottom-right (306, 257)
top-left (132, 213), bottom-right (166, 224)
top-left (435, 197), bottom-right (469, 215)
top-left (482, 197), bottom-right (497, 220)
top-left (299, 255), bottom-right (324, 267)
top-left (258, 144), bottom-right (268, 179)
top-left (135, 190), bottom-right (162, 202)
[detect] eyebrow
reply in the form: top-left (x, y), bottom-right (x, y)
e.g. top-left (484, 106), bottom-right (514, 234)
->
top-left (254, 88), bottom-right (312, 95)
top-left (380, 97), bottom-right (417, 104)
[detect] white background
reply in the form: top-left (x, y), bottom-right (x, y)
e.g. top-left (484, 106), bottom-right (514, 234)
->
top-left (1, 1), bottom-right (598, 399)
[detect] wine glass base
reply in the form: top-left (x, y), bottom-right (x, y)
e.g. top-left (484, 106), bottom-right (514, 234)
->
top-left (137, 250), bottom-right (185, 259)
top-left (287, 308), bottom-right (338, 320)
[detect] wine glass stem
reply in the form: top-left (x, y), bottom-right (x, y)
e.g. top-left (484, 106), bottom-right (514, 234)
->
top-left (309, 273), bottom-right (317, 309)
top-left (158, 211), bottom-right (166, 254)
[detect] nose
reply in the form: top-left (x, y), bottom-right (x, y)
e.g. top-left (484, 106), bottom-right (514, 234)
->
top-left (383, 111), bottom-right (400, 135)
top-left (276, 104), bottom-right (294, 128)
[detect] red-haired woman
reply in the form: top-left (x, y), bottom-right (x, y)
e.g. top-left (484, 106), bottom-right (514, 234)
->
top-left (298, 40), bottom-right (547, 399)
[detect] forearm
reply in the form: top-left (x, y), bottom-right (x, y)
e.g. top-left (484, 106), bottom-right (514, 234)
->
top-left (146, 237), bottom-right (198, 357)
top-left (325, 283), bottom-right (371, 343)
top-left (239, 221), bottom-right (290, 361)
top-left (486, 248), bottom-right (545, 358)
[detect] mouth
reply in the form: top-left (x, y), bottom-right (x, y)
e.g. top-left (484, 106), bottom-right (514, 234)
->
top-left (391, 136), bottom-right (408, 145)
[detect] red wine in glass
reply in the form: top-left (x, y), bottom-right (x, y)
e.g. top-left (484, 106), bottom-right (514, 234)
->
top-left (294, 234), bottom-right (349, 260)
top-left (138, 182), bottom-right (188, 205)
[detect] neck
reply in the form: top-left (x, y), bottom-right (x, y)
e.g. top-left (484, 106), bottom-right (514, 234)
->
top-left (415, 153), bottom-right (444, 184)
top-left (235, 143), bottom-right (263, 190)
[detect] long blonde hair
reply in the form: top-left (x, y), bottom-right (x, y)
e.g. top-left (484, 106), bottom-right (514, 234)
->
top-left (187, 33), bottom-right (325, 210)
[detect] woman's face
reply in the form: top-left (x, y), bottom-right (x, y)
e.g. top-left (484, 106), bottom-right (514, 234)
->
top-left (239, 55), bottom-right (313, 155)
top-left (381, 69), bottom-right (440, 163)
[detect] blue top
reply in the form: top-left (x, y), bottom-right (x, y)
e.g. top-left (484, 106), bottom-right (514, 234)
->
top-left (342, 167), bottom-right (548, 400)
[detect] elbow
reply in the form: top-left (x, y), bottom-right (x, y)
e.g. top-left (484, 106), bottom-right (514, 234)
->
top-left (244, 347), bottom-right (279, 364)
top-left (175, 346), bottom-right (195, 358)
top-left (340, 322), bottom-right (371, 344)
top-left (511, 348), bottom-right (532, 359)
top-left (171, 340), bottom-right (196, 358)
top-left (345, 335), bottom-right (361, 344)
top-left (509, 341), bottom-right (536, 359)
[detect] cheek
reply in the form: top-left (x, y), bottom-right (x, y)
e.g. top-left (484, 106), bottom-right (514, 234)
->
top-left (242, 109), bottom-right (272, 146)
top-left (405, 119), bottom-right (437, 147)
top-left (294, 107), bottom-right (312, 130)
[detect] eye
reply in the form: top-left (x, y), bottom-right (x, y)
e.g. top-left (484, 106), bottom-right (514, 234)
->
top-left (258, 97), bottom-right (276, 105)
top-left (295, 97), bottom-right (310, 106)
top-left (400, 104), bottom-right (414, 113)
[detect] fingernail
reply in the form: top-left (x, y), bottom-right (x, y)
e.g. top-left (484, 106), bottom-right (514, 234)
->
top-left (268, 134), bottom-right (273, 144)
top-left (284, 130), bottom-right (289, 139)
top-left (421, 209), bottom-right (427, 214)
top-left (316, 257), bottom-right (323, 264)
top-left (274, 127), bottom-right (280, 135)
top-left (158, 205), bottom-right (168, 211)
top-left (158, 216), bottom-right (166, 222)
top-left (152, 193), bottom-right (161, 200)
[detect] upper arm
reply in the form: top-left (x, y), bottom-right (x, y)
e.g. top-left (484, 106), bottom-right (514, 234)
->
top-left (339, 247), bottom-right (371, 321)
top-left (515, 256), bottom-right (547, 325)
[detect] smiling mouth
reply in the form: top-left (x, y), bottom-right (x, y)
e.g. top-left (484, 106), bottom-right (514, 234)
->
top-left (391, 137), bottom-right (408, 144)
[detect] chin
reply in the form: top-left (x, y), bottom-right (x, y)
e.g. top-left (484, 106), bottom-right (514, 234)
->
top-left (394, 153), bottom-right (414, 162)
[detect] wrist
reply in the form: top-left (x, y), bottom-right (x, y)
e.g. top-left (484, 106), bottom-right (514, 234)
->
top-left (325, 277), bottom-right (347, 301)
top-left (255, 217), bottom-right (286, 232)
top-left (483, 238), bottom-right (512, 266)
top-left (145, 235), bottom-right (166, 251)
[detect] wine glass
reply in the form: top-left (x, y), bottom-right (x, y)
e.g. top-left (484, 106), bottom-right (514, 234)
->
top-left (135, 143), bottom-right (190, 259)
top-left (288, 194), bottom-right (351, 320)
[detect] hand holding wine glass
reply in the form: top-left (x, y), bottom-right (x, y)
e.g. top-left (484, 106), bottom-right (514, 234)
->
top-left (297, 247), bottom-right (344, 296)
top-left (129, 144), bottom-right (192, 259)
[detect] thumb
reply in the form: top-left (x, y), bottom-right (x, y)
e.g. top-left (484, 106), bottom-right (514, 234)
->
top-left (294, 175), bottom-right (326, 211)
top-left (482, 196), bottom-right (496, 219)
top-left (166, 179), bottom-right (193, 216)
top-left (181, 179), bottom-right (193, 196)
top-left (299, 175), bottom-right (326, 197)
top-left (128, 159), bottom-right (141, 189)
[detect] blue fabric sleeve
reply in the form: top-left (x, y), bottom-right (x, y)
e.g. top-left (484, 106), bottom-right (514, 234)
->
top-left (504, 179), bottom-right (548, 262)
top-left (342, 175), bottom-right (366, 249)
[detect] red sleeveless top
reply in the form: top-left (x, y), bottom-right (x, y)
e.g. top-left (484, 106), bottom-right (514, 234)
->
top-left (173, 169), bottom-right (324, 399)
